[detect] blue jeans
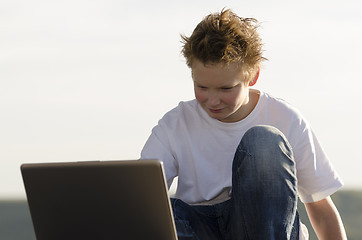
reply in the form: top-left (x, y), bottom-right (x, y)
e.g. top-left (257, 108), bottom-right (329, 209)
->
top-left (171, 125), bottom-right (300, 240)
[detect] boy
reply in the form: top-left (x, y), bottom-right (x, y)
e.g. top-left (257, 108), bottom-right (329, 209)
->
top-left (141, 9), bottom-right (347, 240)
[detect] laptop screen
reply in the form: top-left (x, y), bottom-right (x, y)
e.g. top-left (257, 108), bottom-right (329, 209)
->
top-left (21, 160), bottom-right (178, 240)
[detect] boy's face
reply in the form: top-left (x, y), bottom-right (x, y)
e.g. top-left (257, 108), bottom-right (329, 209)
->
top-left (192, 60), bottom-right (254, 123)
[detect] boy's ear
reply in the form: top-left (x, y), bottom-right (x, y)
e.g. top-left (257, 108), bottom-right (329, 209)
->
top-left (249, 67), bottom-right (260, 86)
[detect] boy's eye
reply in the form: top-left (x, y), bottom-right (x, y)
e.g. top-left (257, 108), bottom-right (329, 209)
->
top-left (197, 85), bottom-right (208, 89)
top-left (221, 86), bottom-right (234, 90)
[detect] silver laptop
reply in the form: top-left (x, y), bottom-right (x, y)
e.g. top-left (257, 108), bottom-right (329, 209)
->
top-left (21, 159), bottom-right (178, 240)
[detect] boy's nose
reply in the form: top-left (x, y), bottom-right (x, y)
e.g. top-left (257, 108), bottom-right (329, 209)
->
top-left (207, 91), bottom-right (221, 106)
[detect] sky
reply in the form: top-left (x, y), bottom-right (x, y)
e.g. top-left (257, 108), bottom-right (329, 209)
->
top-left (1, 0), bottom-right (362, 199)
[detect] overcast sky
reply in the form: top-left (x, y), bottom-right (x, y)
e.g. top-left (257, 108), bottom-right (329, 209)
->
top-left (1, 0), bottom-right (362, 198)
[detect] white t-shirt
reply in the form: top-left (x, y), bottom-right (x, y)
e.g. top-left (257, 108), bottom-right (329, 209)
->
top-left (141, 91), bottom-right (343, 238)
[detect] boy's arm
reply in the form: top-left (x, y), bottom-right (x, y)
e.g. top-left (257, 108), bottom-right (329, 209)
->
top-left (304, 196), bottom-right (347, 240)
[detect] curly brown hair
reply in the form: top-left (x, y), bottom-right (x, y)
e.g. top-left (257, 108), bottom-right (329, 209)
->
top-left (181, 9), bottom-right (266, 79)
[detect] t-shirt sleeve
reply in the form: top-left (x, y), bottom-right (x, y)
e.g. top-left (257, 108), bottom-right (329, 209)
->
top-left (293, 124), bottom-right (343, 203)
top-left (141, 120), bottom-right (178, 189)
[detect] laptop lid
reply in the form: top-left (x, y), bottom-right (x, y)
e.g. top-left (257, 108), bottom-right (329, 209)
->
top-left (21, 159), bottom-right (178, 240)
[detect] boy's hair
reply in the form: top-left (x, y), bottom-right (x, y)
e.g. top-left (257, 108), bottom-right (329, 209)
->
top-left (181, 9), bottom-right (266, 79)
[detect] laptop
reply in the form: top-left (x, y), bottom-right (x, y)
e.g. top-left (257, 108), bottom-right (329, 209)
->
top-left (21, 159), bottom-right (178, 240)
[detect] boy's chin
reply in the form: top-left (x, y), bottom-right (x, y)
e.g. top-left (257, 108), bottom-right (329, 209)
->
top-left (208, 113), bottom-right (228, 122)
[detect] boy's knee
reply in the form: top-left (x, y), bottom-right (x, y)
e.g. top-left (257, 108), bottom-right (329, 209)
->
top-left (238, 125), bottom-right (295, 169)
top-left (243, 125), bottom-right (285, 143)
top-left (244, 125), bottom-right (292, 153)
top-left (233, 125), bottom-right (297, 191)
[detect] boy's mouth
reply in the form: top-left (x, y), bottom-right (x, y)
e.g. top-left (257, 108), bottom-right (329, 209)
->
top-left (209, 108), bottom-right (223, 113)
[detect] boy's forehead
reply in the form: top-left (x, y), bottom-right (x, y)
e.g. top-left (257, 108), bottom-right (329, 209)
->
top-left (191, 60), bottom-right (247, 84)
top-left (191, 60), bottom-right (243, 72)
